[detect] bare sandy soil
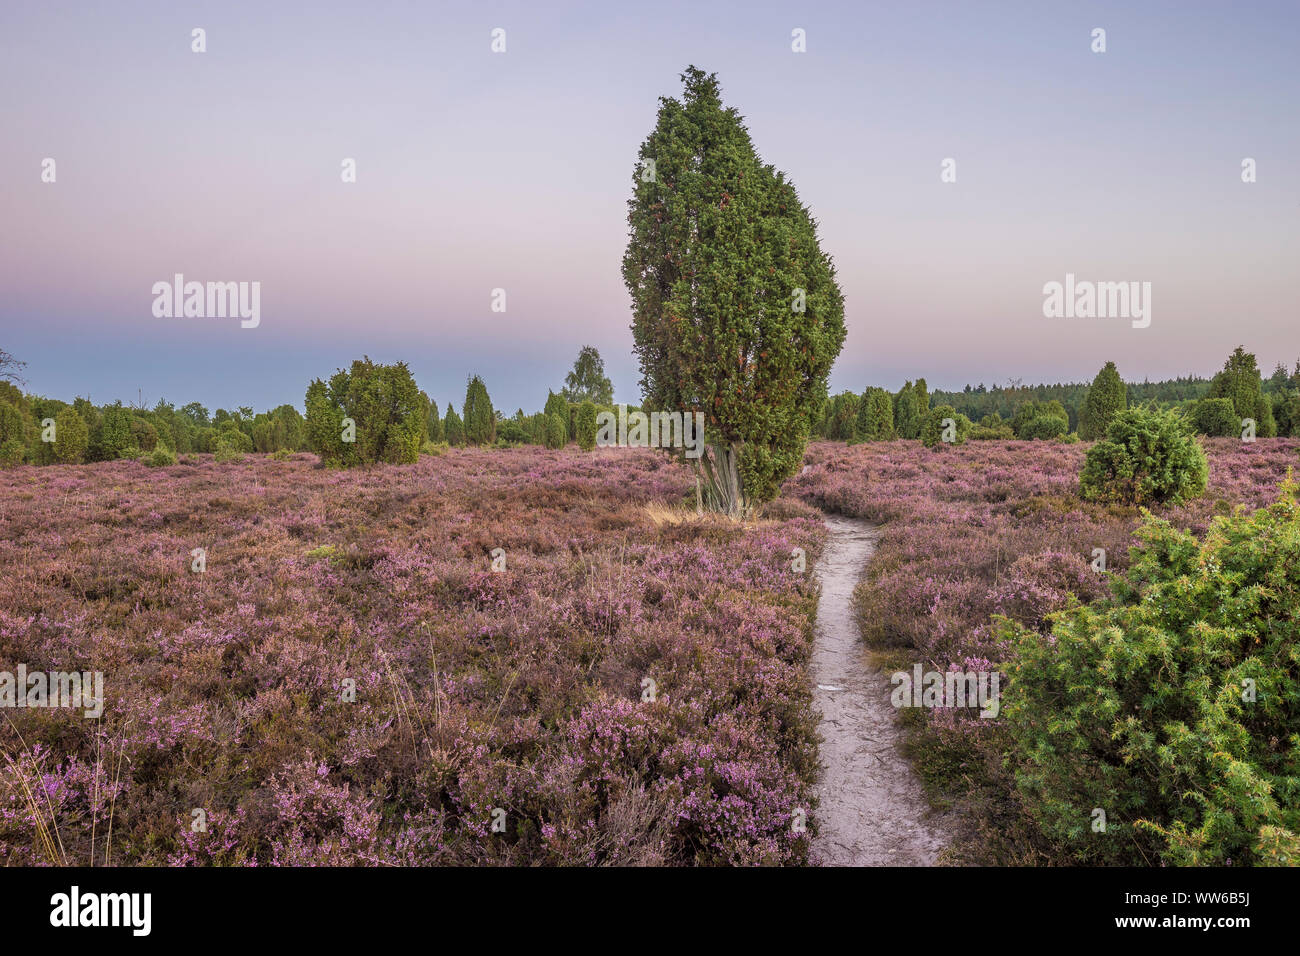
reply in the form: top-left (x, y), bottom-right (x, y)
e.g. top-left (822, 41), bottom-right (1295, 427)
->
top-left (810, 515), bottom-right (953, 866)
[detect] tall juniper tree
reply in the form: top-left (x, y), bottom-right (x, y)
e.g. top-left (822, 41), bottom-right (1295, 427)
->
top-left (1079, 360), bottom-right (1127, 440)
top-left (623, 67), bottom-right (846, 517)
top-left (462, 374), bottom-right (495, 446)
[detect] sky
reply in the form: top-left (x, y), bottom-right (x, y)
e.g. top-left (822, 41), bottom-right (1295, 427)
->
top-left (2, 0), bottom-right (1298, 413)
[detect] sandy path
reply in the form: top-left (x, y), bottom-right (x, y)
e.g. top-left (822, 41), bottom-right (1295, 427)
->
top-left (810, 515), bottom-right (951, 866)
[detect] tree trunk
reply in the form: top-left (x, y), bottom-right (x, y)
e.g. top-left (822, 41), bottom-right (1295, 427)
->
top-left (699, 442), bottom-right (749, 519)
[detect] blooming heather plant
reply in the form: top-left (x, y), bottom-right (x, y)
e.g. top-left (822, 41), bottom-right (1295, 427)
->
top-left (0, 446), bottom-right (825, 866)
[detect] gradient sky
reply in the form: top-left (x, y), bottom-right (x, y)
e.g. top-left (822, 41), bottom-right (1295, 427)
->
top-left (2, 0), bottom-right (1298, 413)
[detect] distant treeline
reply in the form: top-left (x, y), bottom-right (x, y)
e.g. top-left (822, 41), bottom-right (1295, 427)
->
top-left (814, 346), bottom-right (1300, 443)
top-left (6, 344), bottom-right (1297, 467)
top-left (0, 345), bottom-right (630, 467)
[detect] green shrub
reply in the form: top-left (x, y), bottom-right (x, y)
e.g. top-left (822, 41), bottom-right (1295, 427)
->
top-left (894, 381), bottom-right (921, 439)
top-left (1018, 414), bottom-right (1068, 440)
top-left (825, 391), bottom-right (859, 442)
top-left (304, 358), bottom-right (423, 466)
top-left (128, 416), bottom-right (158, 452)
top-left (420, 441), bottom-right (448, 456)
top-left (970, 413), bottom-right (1015, 440)
top-left (920, 405), bottom-right (971, 447)
top-left (0, 400), bottom-right (27, 449)
top-left (525, 412), bottom-right (549, 445)
top-left (543, 391), bottom-right (569, 437)
top-left (0, 438), bottom-right (25, 467)
top-left (495, 419), bottom-right (527, 446)
top-left (544, 412), bottom-right (567, 449)
top-left (213, 436), bottom-right (246, 463)
top-left (1209, 345), bottom-right (1275, 436)
top-left (462, 375), bottom-right (495, 446)
top-left (1079, 405), bottom-right (1207, 505)
top-left (443, 404), bottom-right (464, 447)
top-left (425, 398), bottom-right (444, 443)
top-left (1078, 361), bottom-right (1127, 440)
top-left (51, 406), bottom-right (89, 463)
top-left (144, 444), bottom-right (177, 467)
top-left (1002, 483), bottom-right (1300, 865)
top-left (1011, 399), bottom-right (1069, 440)
top-left (271, 448), bottom-right (293, 461)
top-left (217, 422), bottom-right (254, 453)
top-left (1191, 397), bottom-right (1239, 437)
top-left (576, 401), bottom-right (598, 451)
top-left (1272, 392), bottom-right (1300, 438)
top-left (855, 387), bottom-right (895, 441)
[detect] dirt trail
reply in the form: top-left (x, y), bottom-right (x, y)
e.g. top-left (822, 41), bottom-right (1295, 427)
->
top-left (810, 515), bottom-right (951, 866)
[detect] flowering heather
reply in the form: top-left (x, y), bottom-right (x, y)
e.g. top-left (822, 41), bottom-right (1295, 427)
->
top-left (787, 437), bottom-right (1300, 861)
top-left (0, 447), bottom-right (826, 866)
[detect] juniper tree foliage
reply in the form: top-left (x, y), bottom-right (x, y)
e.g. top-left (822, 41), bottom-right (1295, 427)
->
top-left (462, 374), bottom-right (495, 446)
top-left (1209, 346), bottom-right (1275, 437)
top-left (425, 398), bottom-right (444, 443)
top-left (920, 404), bottom-right (972, 447)
top-left (542, 390), bottom-right (572, 439)
top-left (576, 400), bottom-right (599, 451)
top-left (1080, 405), bottom-right (1207, 505)
top-left (544, 411), bottom-right (567, 449)
top-left (894, 381), bottom-right (920, 439)
top-left (444, 402), bottom-right (464, 447)
top-left (1002, 482), bottom-right (1300, 865)
top-left (1191, 397), bottom-right (1239, 437)
top-left (52, 406), bottom-right (89, 463)
top-left (825, 391), bottom-right (859, 442)
top-left (623, 67), bottom-right (846, 517)
top-left (856, 386), bottom-right (895, 441)
top-left (304, 358), bottom-right (423, 466)
top-left (1079, 361), bottom-right (1128, 440)
top-left (1011, 399), bottom-right (1069, 440)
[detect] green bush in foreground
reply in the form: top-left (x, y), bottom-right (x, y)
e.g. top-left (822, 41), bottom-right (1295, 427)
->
top-left (1079, 405), bottom-right (1207, 505)
top-left (1001, 482), bottom-right (1300, 865)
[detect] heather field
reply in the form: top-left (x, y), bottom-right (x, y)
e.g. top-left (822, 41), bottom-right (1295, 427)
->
top-left (0, 448), bottom-right (829, 866)
top-left (792, 437), bottom-right (1300, 863)
top-left (4, 438), bottom-right (1297, 868)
